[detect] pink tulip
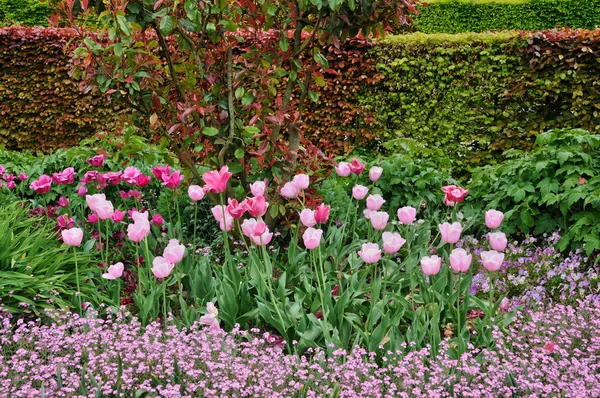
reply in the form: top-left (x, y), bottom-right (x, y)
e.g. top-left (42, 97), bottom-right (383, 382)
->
top-left (123, 167), bottom-right (141, 184)
top-left (363, 209), bottom-right (373, 219)
top-left (349, 158), bottom-right (365, 175)
top-left (29, 175), bottom-right (52, 194)
top-left (163, 239), bottom-right (185, 264)
top-left (421, 255), bottom-right (442, 276)
top-left (442, 185), bottom-right (469, 204)
top-left (397, 206), bottom-right (417, 224)
top-left (314, 204), bottom-right (330, 224)
top-left (199, 302), bottom-right (220, 331)
top-left (87, 154), bottom-right (104, 167)
top-left (57, 214), bottom-right (74, 229)
top-left (489, 231), bottom-right (507, 251)
top-left (87, 212), bottom-right (99, 224)
top-left (219, 215), bottom-right (233, 232)
top-left (77, 185), bottom-right (88, 197)
top-left (369, 166), bottom-right (383, 182)
top-left (246, 195), bottom-right (268, 218)
top-left (82, 170), bottom-right (98, 184)
top-left (61, 227), bottom-right (83, 247)
top-left (352, 185), bottom-right (369, 200)
top-left (227, 198), bottom-right (248, 219)
top-left (358, 242), bottom-right (381, 264)
top-left (57, 196), bottom-right (69, 208)
top-left (251, 227), bottom-right (273, 246)
top-left (299, 209), bottom-right (317, 228)
top-left (335, 162), bottom-right (351, 177)
top-left (303, 227), bottom-right (323, 250)
top-left (18, 173), bottom-right (28, 181)
top-left (52, 167), bottom-right (75, 185)
top-left (241, 218), bottom-right (260, 237)
top-left (382, 232), bottom-right (406, 254)
top-left (202, 166), bottom-right (232, 194)
top-left (5, 181), bottom-right (15, 189)
top-left (480, 250), bottom-right (505, 271)
top-left (104, 171), bottom-right (123, 186)
top-left (280, 182), bottom-right (300, 199)
top-left (102, 262), bottom-right (124, 280)
top-left (485, 209), bottom-right (504, 230)
top-left (443, 197), bottom-right (455, 207)
top-left (151, 165), bottom-right (172, 180)
top-left (127, 221), bottom-right (150, 242)
top-left (449, 248), bottom-right (472, 273)
top-left (366, 194), bottom-right (385, 211)
top-left (152, 213), bottom-right (164, 226)
top-left (292, 174), bottom-right (310, 190)
top-left (250, 181), bottom-right (266, 197)
top-left (370, 211), bottom-right (389, 230)
top-left (188, 185), bottom-right (205, 201)
top-left (211, 205), bottom-right (229, 222)
top-left (86, 194), bottom-right (107, 213)
top-left (112, 209), bottom-right (125, 223)
top-left (152, 256), bottom-right (175, 279)
top-left (162, 170), bottom-right (184, 189)
top-left (439, 222), bottom-right (463, 244)
top-left (131, 210), bottom-right (149, 224)
top-left (95, 199), bottom-right (115, 220)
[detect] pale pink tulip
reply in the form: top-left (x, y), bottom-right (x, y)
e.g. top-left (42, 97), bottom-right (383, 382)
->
top-left (335, 162), bottom-right (351, 177)
top-left (292, 174), bottom-right (310, 190)
top-left (485, 209), bottom-right (504, 229)
top-left (299, 209), bottom-right (317, 228)
top-left (369, 166), bottom-right (383, 182)
top-left (370, 211), bottom-right (389, 230)
top-left (152, 256), bottom-right (175, 279)
top-left (127, 221), bottom-right (150, 242)
top-left (131, 210), bottom-right (149, 224)
top-left (363, 209), bottom-right (373, 219)
top-left (439, 222), bottom-right (463, 244)
top-left (489, 231), bottom-right (508, 251)
top-left (241, 218), bottom-right (259, 237)
top-left (449, 248), bottom-right (472, 273)
top-left (397, 206), bottom-right (417, 224)
top-left (382, 232), bottom-right (406, 254)
top-left (358, 242), bottom-right (381, 263)
top-left (480, 250), bottom-right (505, 271)
top-left (280, 182), bottom-right (300, 199)
top-left (199, 302), bottom-right (220, 331)
top-left (352, 185), bottom-right (369, 200)
top-left (251, 228), bottom-right (273, 246)
top-left (366, 194), bottom-right (385, 211)
top-left (202, 166), bottom-right (232, 194)
top-left (250, 181), bottom-right (266, 197)
top-left (102, 262), bottom-right (124, 280)
top-left (219, 215), bottom-right (233, 232)
top-left (163, 239), bottom-right (185, 264)
top-left (188, 185), bottom-right (205, 201)
top-left (211, 205), bottom-right (229, 222)
top-left (303, 227), bottom-right (323, 250)
top-left (61, 227), bottom-right (83, 247)
top-left (95, 199), bottom-right (115, 220)
top-left (85, 194), bottom-right (107, 213)
top-left (421, 255), bottom-right (442, 276)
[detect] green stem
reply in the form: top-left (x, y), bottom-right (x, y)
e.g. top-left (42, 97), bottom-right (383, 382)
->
top-left (173, 189), bottom-right (182, 240)
top-left (105, 220), bottom-right (110, 268)
top-left (456, 273), bottom-right (462, 359)
top-left (136, 244), bottom-right (141, 293)
top-left (193, 202), bottom-right (198, 253)
top-left (73, 247), bottom-right (81, 313)
top-left (163, 281), bottom-right (168, 328)
top-left (144, 238), bottom-right (151, 291)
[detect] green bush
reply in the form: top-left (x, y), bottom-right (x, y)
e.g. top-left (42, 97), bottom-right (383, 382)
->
top-left (469, 128), bottom-right (600, 254)
top-left (0, 0), bottom-right (51, 26)
top-left (414, 0), bottom-right (600, 33)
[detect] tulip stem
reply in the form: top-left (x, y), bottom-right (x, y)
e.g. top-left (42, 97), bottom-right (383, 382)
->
top-left (193, 202), bottom-right (198, 254)
top-left (173, 190), bottom-right (182, 240)
top-left (163, 281), bottom-right (168, 328)
top-left (73, 247), bottom-right (81, 313)
top-left (261, 244), bottom-right (290, 353)
top-left (105, 220), bottom-right (110, 269)
top-left (144, 238), bottom-right (151, 291)
top-left (456, 273), bottom-right (463, 359)
top-left (136, 244), bottom-right (141, 293)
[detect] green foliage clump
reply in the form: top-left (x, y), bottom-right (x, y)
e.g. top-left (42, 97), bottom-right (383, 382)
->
top-left (0, 0), bottom-right (51, 26)
top-left (469, 128), bottom-right (600, 254)
top-left (414, 0), bottom-right (600, 34)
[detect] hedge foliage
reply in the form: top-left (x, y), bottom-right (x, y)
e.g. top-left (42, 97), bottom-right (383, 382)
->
top-left (0, 0), bottom-right (51, 26)
top-left (414, 0), bottom-right (600, 33)
top-left (0, 26), bottom-right (125, 152)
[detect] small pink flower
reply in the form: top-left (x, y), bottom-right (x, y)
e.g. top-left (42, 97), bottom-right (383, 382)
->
top-left (397, 206), bottom-right (417, 224)
top-left (202, 166), bottom-right (232, 194)
top-left (61, 227), bottom-right (83, 247)
top-left (29, 175), bottom-right (52, 194)
top-left (152, 213), bottom-right (164, 226)
top-left (352, 185), bottom-right (369, 200)
top-left (162, 170), bottom-right (184, 189)
top-left (439, 222), bottom-right (462, 244)
top-left (292, 174), bottom-right (310, 190)
top-left (314, 203), bottom-right (330, 224)
top-left (112, 209), bottom-right (125, 223)
top-left (163, 239), bottom-right (185, 264)
top-left (578, 177), bottom-right (586, 185)
top-left (246, 195), bottom-right (268, 218)
top-left (188, 185), bottom-right (205, 201)
top-left (152, 256), bottom-right (174, 279)
top-left (369, 166), bottom-right (383, 182)
top-left (199, 302), bottom-right (220, 331)
top-left (485, 209), bottom-right (504, 229)
top-left (349, 158), bottom-right (365, 175)
top-left (77, 185), bottom-right (88, 197)
top-left (382, 232), bottom-right (406, 254)
top-left (370, 211), bottom-right (389, 230)
top-left (449, 248), bottom-right (472, 273)
top-left (480, 250), bottom-right (505, 271)
top-left (250, 181), bottom-right (266, 197)
top-left (280, 182), bottom-right (300, 199)
top-left (499, 297), bottom-right (510, 312)
top-left (299, 209), bottom-right (317, 228)
top-left (57, 196), bottom-right (69, 208)
top-left (123, 167), bottom-right (141, 184)
top-left (489, 231), bottom-right (507, 251)
top-left (366, 194), bottom-right (385, 211)
top-left (335, 162), bottom-right (351, 177)
top-left (52, 167), bottom-right (76, 185)
top-left (442, 185), bottom-right (469, 204)
top-left (87, 212), bottom-right (99, 224)
top-left (358, 242), bottom-right (381, 263)
top-left (102, 262), bottom-right (124, 280)
top-left (421, 255), bottom-right (442, 276)
top-left (303, 227), bottom-right (323, 250)
top-left (18, 173), bottom-right (28, 181)
top-left (136, 174), bottom-right (151, 188)
top-left (87, 154), bottom-right (104, 167)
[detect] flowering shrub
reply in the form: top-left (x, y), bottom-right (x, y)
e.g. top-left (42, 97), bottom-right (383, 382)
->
top-left (1, 298), bottom-right (599, 397)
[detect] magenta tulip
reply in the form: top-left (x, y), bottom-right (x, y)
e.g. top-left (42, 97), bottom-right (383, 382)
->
top-left (352, 185), bottom-right (369, 200)
top-left (369, 166), bottom-right (383, 182)
top-left (480, 250), bottom-right (505, 271)
top-left (299, 209), bottom-right (317, 228)
top-left (250, 181), bottom-right (266, 197)
top-left (397, 206), bottom-right (417, 224)
top-left (152, 256), bottom-right (175, 280)
top-left (489, 231), bottom-right (508, 251)
top-left (202, 166), bottom-right (232, 194)
top-left (349, 158), bottom-right (365, 175)
top-left (77, 185), bottom-right (88, 197)
top-left (123, 167), bottom-right (141, 184)
top-left (439, 222), bottom-right (463, 244)
top-left (382, 232), bottom-right (406, 254)
top-left (449, 248), bottom-right (472, 273)
top-left (52, 167), bottom-right (75, 185)
top-left (442, 185), bottom-right (469, 204)
top-left (102, 262), bottom-right (124, 280)
top-left (246, 195), bottom-right (268, 218)
top-left (18, 172), bottom-right (28, 181)
top-left (61, 227), bottom-right (83, 247)
top-left (421, 255), bottom-right (442, 276)
top-left (163, 239), bottom-right (185, 264)
top-left (135, 174), bottom-right (151, 188)
top-left (29, 175), bottom-right (52, 194)
top-left (112, 209), bottom-right (125, 223)
top-left (314, 203), bottom-right (330, 224)
top-left (358, 242), bottom-right (381, 264)
top-left (57, 196), bottom-right (69, 208)
top-left (335, 162), bottom-right (351, 177)
top-left (162, 170), bottom-right (184, 189)
top-left (370, 211), bottom-right (389, 230)
top-left (87, 212), bottom-right (99, 224)
top-left (151, 165), bottom-right (172, 180)
top-left (303, 227), bottom-right (323, 250)
top-left (188, 185), bottom-right (205, 201)
top-left (87, 154), bottom-right (104, 167)
top-left (227, 198), bottom-right (248, 219)
top-left (366, 194), bottom-right (385, 211)
top-left (485, 209), bottom-right (505, 229)
top-left (152, 213), bottom-right (164, 226)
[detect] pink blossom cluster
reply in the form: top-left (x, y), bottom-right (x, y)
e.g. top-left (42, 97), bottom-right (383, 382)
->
top-left (0, 164), bottom-right (27, 189)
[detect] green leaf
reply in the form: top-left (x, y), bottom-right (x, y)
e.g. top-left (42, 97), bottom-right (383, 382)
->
top-left (202, 127), bottom-right (219, 136)
top-left (160, 15), bottom-right (175, 35)
top-left (234, 148), bottom-right (245, 159)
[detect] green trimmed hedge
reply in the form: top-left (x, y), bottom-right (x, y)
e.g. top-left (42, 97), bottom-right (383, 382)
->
top-left (0, 0), bottom-right (51, 26)
top-left (414, 0), bottom-right (600, 33)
